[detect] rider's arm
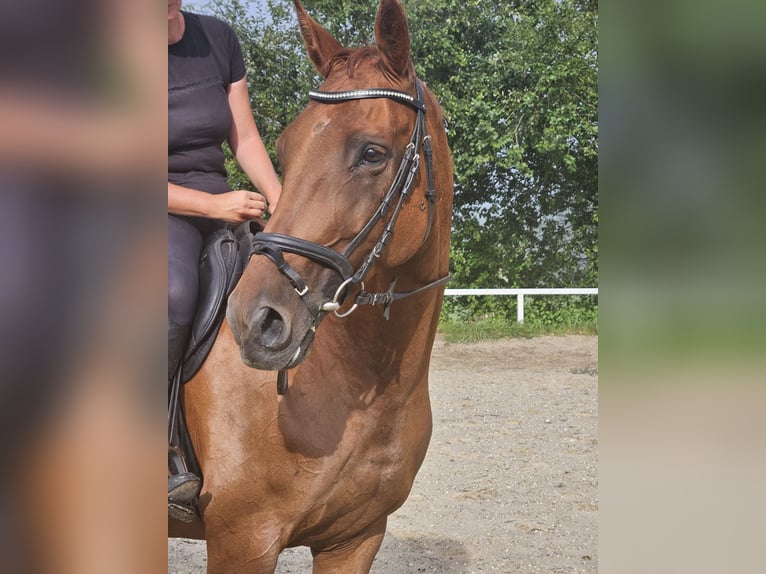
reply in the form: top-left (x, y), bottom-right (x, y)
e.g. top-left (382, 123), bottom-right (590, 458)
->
top-left (167, 182), bottom-right (215, 218)
top-left (226, 78), bottom-right (282, 214)
top-left (168, 182), bottom-right (268, 223)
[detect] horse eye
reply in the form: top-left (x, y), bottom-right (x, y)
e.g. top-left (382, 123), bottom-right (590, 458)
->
top-left (362, 146), bottom-right (386, 164)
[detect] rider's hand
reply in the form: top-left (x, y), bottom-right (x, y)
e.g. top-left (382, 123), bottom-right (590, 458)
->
top-left (208, 190), bottom-right (269, 224)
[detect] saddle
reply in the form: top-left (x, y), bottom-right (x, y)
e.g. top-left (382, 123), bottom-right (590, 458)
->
top-left (168, 220), bottom-right (262, 494)
top-left (181, 220), bottom-right (260, 382)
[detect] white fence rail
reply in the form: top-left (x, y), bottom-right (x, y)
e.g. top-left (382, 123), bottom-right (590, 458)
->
top-left (444, 288), bottom-right (598, 324)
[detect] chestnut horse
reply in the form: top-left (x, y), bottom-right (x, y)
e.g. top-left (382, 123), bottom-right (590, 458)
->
top-left (169, 1), bottom-right (453, 571)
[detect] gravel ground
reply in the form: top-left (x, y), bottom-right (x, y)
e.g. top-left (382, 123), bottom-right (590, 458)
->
top-left (169, 335), bottom-right (598, 573)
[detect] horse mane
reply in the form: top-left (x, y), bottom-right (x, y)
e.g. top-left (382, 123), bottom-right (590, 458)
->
top-left (322, 45), bottom-right (414, 83)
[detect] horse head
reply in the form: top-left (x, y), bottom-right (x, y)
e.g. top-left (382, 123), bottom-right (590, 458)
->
top-left (227, 0), bottom-right (452, 372)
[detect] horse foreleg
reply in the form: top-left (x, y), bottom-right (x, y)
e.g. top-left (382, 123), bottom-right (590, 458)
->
top-left (310, 517), bottom-right (387, 574)
top-left (204, 522), bottom-right (282, 574)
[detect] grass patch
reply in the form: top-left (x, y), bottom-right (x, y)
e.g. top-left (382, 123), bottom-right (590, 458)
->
top-left (438, 316), bottom-right (598, 344)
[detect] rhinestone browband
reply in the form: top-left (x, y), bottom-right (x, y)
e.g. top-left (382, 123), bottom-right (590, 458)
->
top-left (309, 88), bottom-right (426, 112)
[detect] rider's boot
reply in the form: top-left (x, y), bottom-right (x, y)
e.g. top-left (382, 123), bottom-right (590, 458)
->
top-left (168, 445), bottom-right (200, 522)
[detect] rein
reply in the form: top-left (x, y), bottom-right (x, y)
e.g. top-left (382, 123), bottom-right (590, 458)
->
top-left (249, 79), bottom-right (448, 321)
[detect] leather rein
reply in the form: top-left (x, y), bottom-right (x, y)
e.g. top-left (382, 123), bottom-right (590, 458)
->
top-left (248, 79), bottom-right (449, 323)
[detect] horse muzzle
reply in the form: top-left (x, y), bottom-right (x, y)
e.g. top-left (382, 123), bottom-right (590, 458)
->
top-left (226, 250), bottom-right (339, 371)
top-left (227, 297), bottom-right (318, 371)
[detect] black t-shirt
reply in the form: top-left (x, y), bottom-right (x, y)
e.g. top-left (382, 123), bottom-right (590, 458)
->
top-left (168, 12), bottom-right (246, 194)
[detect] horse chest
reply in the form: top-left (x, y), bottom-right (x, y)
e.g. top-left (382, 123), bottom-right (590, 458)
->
top-left (272, 396), bottom-right (430, 521)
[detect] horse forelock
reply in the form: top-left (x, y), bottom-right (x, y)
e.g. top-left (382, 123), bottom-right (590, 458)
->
top-left (322, 46), bottom-right (413, 85)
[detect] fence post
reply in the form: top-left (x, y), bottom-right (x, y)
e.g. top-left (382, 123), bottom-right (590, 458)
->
top-left (517, 293), bottom-right (524, 324)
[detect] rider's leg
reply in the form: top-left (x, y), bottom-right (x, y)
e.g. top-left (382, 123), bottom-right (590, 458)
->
top-left (167, 215), bottom-right (204, 518)
top-left (168, 215), bottom-right (203, 378)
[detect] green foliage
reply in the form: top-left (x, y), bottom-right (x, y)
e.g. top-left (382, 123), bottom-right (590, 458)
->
top-left (201, 0), bottom-right (598, 328)
top-left (439, 306), bottom-right (598, 343)
top-left (405, 0), bottom-right (598, 322)
top-left (440, 293), bottom-right (597, 342)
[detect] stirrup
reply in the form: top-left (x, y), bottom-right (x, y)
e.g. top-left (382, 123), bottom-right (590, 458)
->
top-left (168, 445), bottom-right (201, 496)
top-left (168, 444), bottom-right (201, 523)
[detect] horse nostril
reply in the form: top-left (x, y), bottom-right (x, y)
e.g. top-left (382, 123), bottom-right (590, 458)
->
top-left (251, 306), bottom-right (289, 350)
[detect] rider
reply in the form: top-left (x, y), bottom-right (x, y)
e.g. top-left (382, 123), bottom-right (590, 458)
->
top-left (168, 0), bottom-right (281, 521)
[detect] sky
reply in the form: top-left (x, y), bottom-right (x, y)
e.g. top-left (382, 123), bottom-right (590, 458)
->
top-left (185, 0), bottom-right (267, 17)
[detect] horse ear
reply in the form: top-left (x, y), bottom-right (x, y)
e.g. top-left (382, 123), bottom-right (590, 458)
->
top-left (293, 0), bottom-right (344, 76)
top-left (374, 0), bottom-right (412, 78)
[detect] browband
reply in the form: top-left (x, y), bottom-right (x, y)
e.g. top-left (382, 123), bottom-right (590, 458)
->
top-left (309, 88), bottom-right (427, 113)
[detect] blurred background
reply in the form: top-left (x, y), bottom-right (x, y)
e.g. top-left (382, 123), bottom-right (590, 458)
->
top-left (0, 0), bottom-right (165, 572)
top-left (599, 0), bottom-right (766, 572)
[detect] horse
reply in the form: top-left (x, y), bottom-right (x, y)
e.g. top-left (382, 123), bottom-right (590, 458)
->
top-left (168, 1), bottom-right (454, 571)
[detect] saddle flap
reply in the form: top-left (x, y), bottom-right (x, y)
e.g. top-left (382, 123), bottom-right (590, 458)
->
top-left (181, 224), bottom-right (252, 382)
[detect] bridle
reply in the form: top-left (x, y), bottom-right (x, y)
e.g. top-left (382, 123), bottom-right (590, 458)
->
top-left (248, 79), bottom-right (449, 323)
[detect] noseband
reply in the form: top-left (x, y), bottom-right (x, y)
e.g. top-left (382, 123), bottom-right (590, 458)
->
top-left (248, 79), bottom-right (449, 321)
